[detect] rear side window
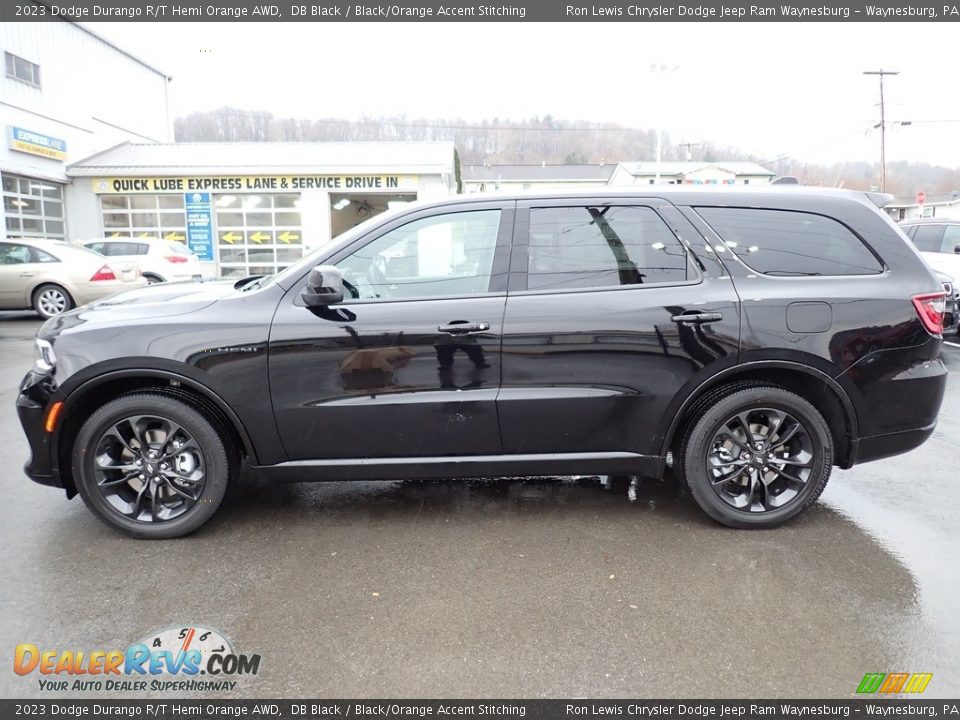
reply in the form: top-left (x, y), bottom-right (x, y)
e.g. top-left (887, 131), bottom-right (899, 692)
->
top-left (32, 248), bottom-right (59, 263)
top-left (696, 207), bottom-right (884, 276)
top-left (526, 205), bottom-right (691, 291)
top-left (912, 225), bottom-right (944, 253)
top-left (86, 242), bottom-right (105, 255)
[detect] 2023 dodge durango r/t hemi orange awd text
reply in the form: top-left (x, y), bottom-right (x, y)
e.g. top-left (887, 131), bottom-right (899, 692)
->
top-left (17, 188), bottom-right (948, 538)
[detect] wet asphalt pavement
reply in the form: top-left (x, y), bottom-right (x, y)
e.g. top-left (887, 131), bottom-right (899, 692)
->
top-left (1, 311), bottom-right (958, 699)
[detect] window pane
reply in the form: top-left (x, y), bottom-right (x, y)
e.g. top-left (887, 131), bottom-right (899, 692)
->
top-left (130, 212), bottom-right (159, 228)
top-left (159, 195), bottom-right (184, 209)
top-left (159, 213), bottom-right (185, 228)
top-left (940, 225), bottom-right (960, 253)
top-left (22, 218), bottom-right (42, 232)
top-left (697, 207), bottom-right (883, 276)
top-left (275, 212), bottom-right (301, 226)
top-left (44, 220), bottom-right (64, 235)
top-left (912, 225), bottom-right (944, 253)
top-left (217, 212), bottom-right (244, 227)
top-left (101, 196), bottom-right (129, 210)
top-left (5, 217), bottom-right (20, 232)
top-left (527, 206), bottom-right (689, 291)
top-left (130, 195), bottom-right (158, 210)
top-left (245, 212), bottom-right (271, 227)
top-left (4, 53), bottom-right (13, 77)
top-left (337, 210), bottom-right (501, 300)
top-left (103, 213), bottom-right (130, 228)
top-left (43, 201), bottom-right (64, 218)
top-left (2, 174), bottom-right (17, 193)
top-left (274, 195), bottom-right (299, 208)
top-left (0, 243), bottom-right (30, 264)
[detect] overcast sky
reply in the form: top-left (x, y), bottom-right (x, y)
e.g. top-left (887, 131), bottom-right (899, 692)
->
top-left (87, 22), bottom-right (960, 168)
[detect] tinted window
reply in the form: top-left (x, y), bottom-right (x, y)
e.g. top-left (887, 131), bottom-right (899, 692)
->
top-left (911, 224), bottom-right (944, 253)
top-left (337, 210), bottom-right (501, 300)
top-left (0, 243), bottom-right (31, 264)
top-left (86, 242), bottom-right (105, 255)
top-left (526, 206), bottom-right (689, 291)
top-left (940, 225), bottom-right (960, 254)
top-left (697, 207), bottom-right (883, 276)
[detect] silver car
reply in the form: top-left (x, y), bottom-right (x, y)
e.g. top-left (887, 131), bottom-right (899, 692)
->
top-left (0, 238), bottom-right (146, 319)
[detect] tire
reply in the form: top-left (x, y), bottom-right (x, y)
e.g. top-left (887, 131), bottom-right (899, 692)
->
top-left (679, 384), bottom-right (832, 529)
top-left (72, 393), bottom-right (230, 538)
top-left (33, 283), bottom-right (74, 319)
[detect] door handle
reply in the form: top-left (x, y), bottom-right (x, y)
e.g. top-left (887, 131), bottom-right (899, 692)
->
top-left (671, 311), bottom-right (723, 324)
top-left (438, 321), bottom-right (490, 335)
top-left (20, 272), bottom-right (35, 278)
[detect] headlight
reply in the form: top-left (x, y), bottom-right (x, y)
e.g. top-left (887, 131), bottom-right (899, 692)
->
top-left (34, 338), bottom-right (57, 374)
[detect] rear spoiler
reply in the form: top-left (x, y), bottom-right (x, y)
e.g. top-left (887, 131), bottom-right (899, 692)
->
top-left (865, 192), bottom-right (894, 208)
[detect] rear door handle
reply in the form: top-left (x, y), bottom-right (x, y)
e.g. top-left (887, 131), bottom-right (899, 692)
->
top-left (20, 272), bottom-right (35, 278)
top-left (671, 311), bottom-right (723, 324)
top-left (438, 321), bottom-right (490, 335)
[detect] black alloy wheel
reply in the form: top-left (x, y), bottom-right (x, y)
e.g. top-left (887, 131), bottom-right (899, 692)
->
top-left (73, 394), bottom-right (230, 538)
top-left (680, 384), bottom-right (833, 528)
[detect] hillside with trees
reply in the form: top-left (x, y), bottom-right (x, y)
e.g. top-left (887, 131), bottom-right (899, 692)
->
top-left (174, 107), bottom-right (960, 197)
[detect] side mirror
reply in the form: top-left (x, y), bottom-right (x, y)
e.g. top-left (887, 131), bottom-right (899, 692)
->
top-left (301, 265), bottom-right (344, 307)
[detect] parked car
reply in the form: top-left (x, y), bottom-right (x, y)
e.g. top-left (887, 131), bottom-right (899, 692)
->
top-left (0, 238), bottom-right (146, 319)
top-left (83, 238), bottom-right (202, 284)
top-left (18, 188), bottom-right (948, 538)
top-left (935, 270), bottom-right (960, 335)
top-left (899, 218), bottom-right (960, 280)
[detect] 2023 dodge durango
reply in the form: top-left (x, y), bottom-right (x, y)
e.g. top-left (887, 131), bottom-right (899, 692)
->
top-left (17, 188), bottom-right (949, 538)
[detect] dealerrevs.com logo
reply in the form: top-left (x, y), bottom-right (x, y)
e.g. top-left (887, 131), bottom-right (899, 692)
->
top-left (13, 625), bottom-right (261, 693)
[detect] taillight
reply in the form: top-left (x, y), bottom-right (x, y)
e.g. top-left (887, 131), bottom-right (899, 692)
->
top-left (165, 255), bottom-right (188, 264)
top-left (90, 265), bottom-right (117, 282)
top-left (912, 292), bottom-right (947, 335)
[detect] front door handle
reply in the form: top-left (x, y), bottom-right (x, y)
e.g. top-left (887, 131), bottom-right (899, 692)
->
top-left (438, 321), bottom-right (490, 335)
top-left (671, 311), bottom-right (723, 324)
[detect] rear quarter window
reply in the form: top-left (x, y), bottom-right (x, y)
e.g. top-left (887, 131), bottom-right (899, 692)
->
top-left (696, 207), bottom-right (884, 276)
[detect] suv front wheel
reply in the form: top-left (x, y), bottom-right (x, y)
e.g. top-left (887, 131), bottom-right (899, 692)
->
top-left (680, 385), bottom-right (833, 528)
top-left (72, 393), bottom-right (230, 538)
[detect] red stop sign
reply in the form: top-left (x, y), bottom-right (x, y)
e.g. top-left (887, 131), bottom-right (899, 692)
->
top-left (916, 191), bottom-right (926, 205)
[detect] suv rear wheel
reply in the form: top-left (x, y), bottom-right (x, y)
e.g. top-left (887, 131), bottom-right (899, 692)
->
top-left (72, 393), bottom-right (230, 538)
top-left (679, 385), bottom-right (832, 528)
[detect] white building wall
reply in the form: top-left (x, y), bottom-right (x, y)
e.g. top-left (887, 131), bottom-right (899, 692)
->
top-left (1, 22), bottom-right (170, 240)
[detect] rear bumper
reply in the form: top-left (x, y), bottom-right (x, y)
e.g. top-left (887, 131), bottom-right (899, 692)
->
top-left (72, 278), bottom-right (148, 305)
top-left (850, 421), bottom-right (938, 465)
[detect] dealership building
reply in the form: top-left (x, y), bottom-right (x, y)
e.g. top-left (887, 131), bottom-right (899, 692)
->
top-left (64, 141), bottom-right (457, 278)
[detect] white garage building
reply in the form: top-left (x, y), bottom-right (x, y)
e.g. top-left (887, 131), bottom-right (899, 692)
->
top-left (64, 141), bottom-right (457, 278)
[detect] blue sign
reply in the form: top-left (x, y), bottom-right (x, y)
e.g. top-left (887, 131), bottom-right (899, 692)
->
top-left (184, 192), bottom-right (213, 261)
top-left (9, 126), bottom-right (67, 160)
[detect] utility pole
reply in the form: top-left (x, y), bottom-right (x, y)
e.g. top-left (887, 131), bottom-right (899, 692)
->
top-left (678, 142), bottom-right (700, 161)
top-left (863, 69), bottom-right (899, 192)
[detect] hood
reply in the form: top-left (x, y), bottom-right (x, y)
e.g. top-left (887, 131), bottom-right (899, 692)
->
top-left (39, 280), bottom-right (239, 339)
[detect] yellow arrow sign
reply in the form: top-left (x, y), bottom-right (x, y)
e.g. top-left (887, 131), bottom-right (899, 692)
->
top-left (220, 231), bottom-right (241, 244)
top-left (164, 231), bottom-right (185, 241)
top-left (138, 232), bottom-right (151, 239)
top-left (109, 232), bottom-right (122, 239)
top-left (249, 231), bottom-right (271, 243)
top-left (278, 231), bottom-right (299, 244)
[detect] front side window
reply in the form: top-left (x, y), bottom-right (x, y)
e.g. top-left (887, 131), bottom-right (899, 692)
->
top-left (526, 206), bottom-right (690, 292)
top-left (940, 225), bottom-right (960, 254)
top-left (697, 207), bottom-right (884, 276)
top-left (337, 210), bottom-right (501, 300)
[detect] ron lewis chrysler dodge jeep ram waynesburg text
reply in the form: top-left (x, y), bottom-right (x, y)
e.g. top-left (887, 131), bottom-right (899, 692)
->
top-left (17, 188), bottom-right (949, 538)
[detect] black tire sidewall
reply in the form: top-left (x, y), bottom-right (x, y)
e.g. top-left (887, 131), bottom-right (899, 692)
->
top-left (682, 387), bottom-right (832, 529)
top-left (73, 394), bottom-right (229, 539)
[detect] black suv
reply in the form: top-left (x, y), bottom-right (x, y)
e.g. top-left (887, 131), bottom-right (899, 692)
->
top-left (17, 189), bottom-right (949, 538)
